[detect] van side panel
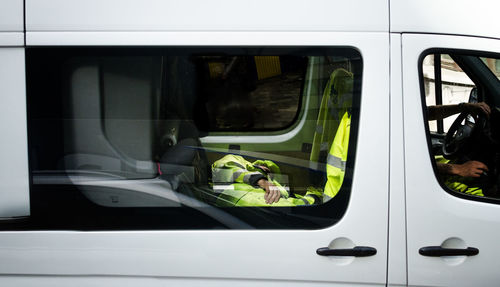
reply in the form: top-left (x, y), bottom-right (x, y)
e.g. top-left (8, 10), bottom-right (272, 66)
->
top-left (0, 0), bottom-right (24, 46)
top-left (0, 48), bottom-right (30, 218)
top-left (0, 0), bottom-right (23, 31)
top-left (26, 0), bottom-right (389, 33)
top-left (391, 0), bottom-right (500, 40)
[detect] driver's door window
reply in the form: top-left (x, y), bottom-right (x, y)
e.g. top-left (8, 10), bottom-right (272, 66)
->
top-left (423, 54), bottom-right (475, 134)
top-left (422, 52), bottom-right (500, 201)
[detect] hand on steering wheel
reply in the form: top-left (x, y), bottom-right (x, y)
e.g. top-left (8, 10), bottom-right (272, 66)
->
top-left (442, 111), bottom-right (486, 159)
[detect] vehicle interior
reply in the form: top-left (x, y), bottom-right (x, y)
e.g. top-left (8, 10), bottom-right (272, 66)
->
top-left (423, 52), bottom-right (500, 200)
top-left (24, 47), bottom-right (362, 229)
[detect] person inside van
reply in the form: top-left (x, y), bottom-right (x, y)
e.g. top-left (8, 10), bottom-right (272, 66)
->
top-left (428, 101), bottom-right (492, 195)
top-left (428, 101), bottom-right (491, 177)
top-left (211, 154), bottom-right (323, 206)
top-left (210, 68), bottom-right (353, 206)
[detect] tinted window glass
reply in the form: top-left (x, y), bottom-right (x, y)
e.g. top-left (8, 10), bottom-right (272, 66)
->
top-left (22, 47), bottom-right (362, 230)
top-left (481, 57), bottom-right (500, 80)
top-left (421, 51), bottom-right (500, 202)
top-left (423, 54), bottom-right (475, 133)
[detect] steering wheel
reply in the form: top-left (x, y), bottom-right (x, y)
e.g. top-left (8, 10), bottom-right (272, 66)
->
top-left (442, 111), bottom-right (486, 159)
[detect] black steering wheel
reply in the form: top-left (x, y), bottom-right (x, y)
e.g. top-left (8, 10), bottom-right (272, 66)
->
top-left (442, 111), bottom-right (486, 159)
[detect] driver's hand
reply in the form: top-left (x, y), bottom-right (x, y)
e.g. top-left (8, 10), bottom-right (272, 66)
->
top-left (452, 160), bottom-right (489, 178)
top-left (258, 179), bottom-right (281, 204)
top-left (464, 102), bottom-right (491, 118)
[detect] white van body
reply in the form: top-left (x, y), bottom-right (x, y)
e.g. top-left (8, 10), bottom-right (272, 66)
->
top-left (0, 1), bottom-right (499, 286)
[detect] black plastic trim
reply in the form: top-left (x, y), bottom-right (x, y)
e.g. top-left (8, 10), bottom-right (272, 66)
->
top-left (419, 246), bottom-right (479, 257)
top-left (316, 246), bottom-right (377, 257)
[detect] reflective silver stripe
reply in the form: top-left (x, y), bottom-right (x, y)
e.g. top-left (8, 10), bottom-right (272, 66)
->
top-left (233, 169), bottom-right (248, 182)
top-left (323, 193), bottom-right (333, 202)
top-left (212, 168), bottom-right (248, 183)
top-left (308, 161), bottom-right (326, 172)
top-left (212, 168), bottom-right (234, 183)
top-left (327, 153), bottom-right (346, 171)
top-left (243, 171), bottom-right (262, 183)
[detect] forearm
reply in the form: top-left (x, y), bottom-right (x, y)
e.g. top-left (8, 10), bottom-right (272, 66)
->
top-left (427, 104), bottom-right (462, 121)
top-left (436, 162), bottom-right (456, 175)
top-left (428, 102), bottom-right (491, 121)
top-left (437, 161), bottom-right (488, 178)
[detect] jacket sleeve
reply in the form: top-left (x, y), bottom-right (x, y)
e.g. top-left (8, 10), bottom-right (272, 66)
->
top-left (212, 155), bottom-right (265, 185)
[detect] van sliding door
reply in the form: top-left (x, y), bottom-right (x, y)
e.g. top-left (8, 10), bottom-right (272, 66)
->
top-left (0, 0), bottom-right (29, 219)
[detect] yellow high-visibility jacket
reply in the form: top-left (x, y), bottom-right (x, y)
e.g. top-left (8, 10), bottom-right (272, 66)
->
top-left (211, 155), bottom-right (321, 206)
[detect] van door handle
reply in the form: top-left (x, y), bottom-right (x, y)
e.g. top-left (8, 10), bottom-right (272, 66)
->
top-left (419, 246), bottom-right (479, 257)
top-left (316, 246), bottom-right (377, 257)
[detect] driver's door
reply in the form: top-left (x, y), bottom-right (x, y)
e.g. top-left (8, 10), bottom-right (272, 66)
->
top-left (402, 33), bottom-right (500, 286)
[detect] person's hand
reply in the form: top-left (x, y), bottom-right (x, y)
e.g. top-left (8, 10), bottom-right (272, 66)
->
top-left (451, 160), bottom-right (489, 178)
top-left (255, 165), bottom-right (270, 173)
top-left (258, 179), bottom-right (281, 204)
top-left (464, 102), bottom-right (491, 118)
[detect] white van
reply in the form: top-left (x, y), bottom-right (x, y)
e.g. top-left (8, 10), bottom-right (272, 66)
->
top-left (1, 0), bottom-right (499, 286)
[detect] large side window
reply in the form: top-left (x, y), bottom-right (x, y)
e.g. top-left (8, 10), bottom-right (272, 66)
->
top-left (421, 51), bottom-right (500, 201)
top-left (21, 47), bottom-right (362, 230)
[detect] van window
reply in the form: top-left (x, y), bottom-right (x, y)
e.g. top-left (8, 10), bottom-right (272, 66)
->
top-left (481, 57), bottom-right (500, 80)
top-left (421, 51), bottom-right (500, 202)
top-left (24, 47), bottom-right (362, 230)
top-left (423, 54), bottom-right (476, 133)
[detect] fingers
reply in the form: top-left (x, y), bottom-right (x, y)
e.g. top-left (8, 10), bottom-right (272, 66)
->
top-left (465, 161), bottom-right (488, 178)
top-left (257, 178), bottom-right (281, 204)
top-left (470, 168), bottom-right (483, 178)
top-left (476, 161), bottom-right (489, 171)
top-left (255, 165), bottom-right (271, 173)
top-left (477, 102), bottom-right (491, 118)
top-left (263, 183), bottom-right (281, 204)
top-left (268, 185), bottom-right (281, 204)
top-left (470, 102), bottom-right (491, 118)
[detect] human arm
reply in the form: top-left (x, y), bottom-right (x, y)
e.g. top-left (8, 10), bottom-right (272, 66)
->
top-left (427, 102), bottom-right (491, 121)
top-left (212, 155), bottom-right (282, 204)
top-left (257, 178), bottom-right (282, 204)
top-left (212, 155), bottom-right (263, 183)
top-left (437, 160), bottom-right (489, 177)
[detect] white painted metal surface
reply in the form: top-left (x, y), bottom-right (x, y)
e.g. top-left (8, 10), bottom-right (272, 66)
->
top-left (0, 33), bottom-right (24, 46)
top-left (391, 0), bottom-right (500, 40)
top-left (0, 276), bottom-right (376, 287)
top-left (3, 0), bottom-right (499, 285)
top-left (0, 0), bottom-right (23, 32)
top-left (0, 0), bottom-right (24, 46)
top-left (402, 34), bottom-right (500, 286)
top-left (0, 48), bottom-right (29, 218)
top-left (387, 33), bottom-right (407, 287)
top-left (0, 32), bottom-right (390, 286)
top-left (26, 31), bottom-right (376, 47)
top-left (26, 0), bottom-right (388, 33)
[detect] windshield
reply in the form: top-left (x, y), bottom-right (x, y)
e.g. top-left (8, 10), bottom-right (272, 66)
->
top-left (481, 57), bottom-right (500, 80)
